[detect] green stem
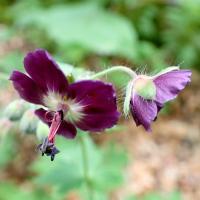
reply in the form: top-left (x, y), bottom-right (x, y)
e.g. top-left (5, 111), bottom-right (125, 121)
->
top-left (91, 66), bottom-right (136, 80)
top-left (79, 136), bottom-right (93, 200)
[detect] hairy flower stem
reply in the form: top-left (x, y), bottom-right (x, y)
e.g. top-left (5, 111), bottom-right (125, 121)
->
top-left (79, 136), bottom-right (93, 200)
top-left (91, 66), bottom-right (136, 80)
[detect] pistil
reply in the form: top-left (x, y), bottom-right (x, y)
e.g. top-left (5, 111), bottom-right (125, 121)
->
top-left (37, 110), bottom-right (63, 161)
top-left (48, 110), bottom-right (63, 142)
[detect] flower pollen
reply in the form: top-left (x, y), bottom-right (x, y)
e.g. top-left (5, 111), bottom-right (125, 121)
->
top-left (43, 91), bottom-right (84, 124)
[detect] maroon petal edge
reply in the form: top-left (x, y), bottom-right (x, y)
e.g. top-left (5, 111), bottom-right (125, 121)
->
top-left (24, 49), bottom-right (68, 95)
top-left (10, 70), bottom-right (45, 105)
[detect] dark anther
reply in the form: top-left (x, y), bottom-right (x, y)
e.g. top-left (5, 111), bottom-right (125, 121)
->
top-left (57, 110), bottom-right (64, 120)
top-left (37, 137), bottom-right (60, 161)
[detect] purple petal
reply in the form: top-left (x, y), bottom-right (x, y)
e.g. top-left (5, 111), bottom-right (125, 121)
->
top-left (24, 49), bottom-right (68, 95)
top-left (75, 111), bottom-right (120, 132)
top-left (131, 94), bottom-right (158, 131)
top-left (35, 108), bottom-right (51, 125)
top-left (153, 69), bottom-right (191, 104)
top-left (68, 80), bottom-right (120, 131)
top-left (10, 71), bottom-right (45, 105)
top-left (68, 80), bottom-right (118, 112)
top-left (156, 102), bottom-right (164, 113)
top-left (57, 120), bottom-right (77, 139)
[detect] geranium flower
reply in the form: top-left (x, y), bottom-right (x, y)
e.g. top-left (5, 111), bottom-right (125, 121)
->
top-left (130, 67), bottom-right (192, 131)
top-left (10, 49), bottom-right (120, 160)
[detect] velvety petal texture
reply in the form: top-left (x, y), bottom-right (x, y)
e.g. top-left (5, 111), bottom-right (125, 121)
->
top-left (131, 95), bottom-right (158, 131)
top-left (57, 121), bottom-right (77, 139)
top-left (35, 108), bottom-right (50, 124)
top-left (153, 69), bottom-right (191, 104)
top-left (10, 71), bottom-right (45, 105)
top-left (24, 49), bottom-right (68, 95)
top-left (68, 80), bottom-right (120, 132)
top-left (11, 48), bottom-right (120, 149)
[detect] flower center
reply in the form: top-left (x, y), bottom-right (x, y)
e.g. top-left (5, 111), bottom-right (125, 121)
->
top-left (133, 75), bottom-right (156, 100)
top-left (43, 92), bottom-right (84, 123)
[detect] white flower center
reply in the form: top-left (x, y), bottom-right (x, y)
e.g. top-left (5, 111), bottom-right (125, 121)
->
top-left (43, 92), bottom-right (85, 123)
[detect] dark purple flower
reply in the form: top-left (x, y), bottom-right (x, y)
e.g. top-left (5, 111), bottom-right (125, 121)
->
top-left (10, 49), bottom-right (120, 160)
top-left (130, 67), bottom-right (192, 131)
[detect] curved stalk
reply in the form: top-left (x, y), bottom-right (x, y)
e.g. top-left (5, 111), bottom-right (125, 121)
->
top-left (91, 66), bottom-right (136, 80)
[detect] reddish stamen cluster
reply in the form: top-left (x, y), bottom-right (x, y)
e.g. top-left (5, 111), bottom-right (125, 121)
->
top-left (47, 111), bottom-right (63, 143)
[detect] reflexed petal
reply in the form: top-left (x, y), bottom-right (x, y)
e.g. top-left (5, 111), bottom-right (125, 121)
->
top-left (24, 49), bottom-right (68, 95)
top-left (153, 69), bottom-right (191, 104)
top-left (57, 120), bottom-right (77, 139)
top-left (131, 94), bottom-right (158, 131)
top-left (10, 71), bottom-right (45, 105)
top-left (152, 66), bottom-right (179, 77)
top-left (68, 80), bottom-right (120, 131)
top-left (35, 108), bottom-right (51, 125)
top-left (35, 109), bottom-right (77, 139)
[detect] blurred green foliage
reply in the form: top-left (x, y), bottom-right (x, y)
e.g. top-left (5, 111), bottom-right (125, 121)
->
top-left (1, 0), bottom-right (200, 73)
top-left (0, 127), bottom-right (128, 199)
top-left (0, 182), bottom-right (59, 200)
top-left (32, 134), bottom-right (127, 199)
top-left (127, 190), bottom-right (182, 200)
top-left (0, 131), bottom-right (17, 168)
top-left (0, 51), bottom-right (24, 74)
top-left (14, 3), bottom-right (137, 61)
top-left (0, 0), bottom-right (198, 199)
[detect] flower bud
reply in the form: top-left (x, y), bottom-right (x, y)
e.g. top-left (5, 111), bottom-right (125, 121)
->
top-left (0, 118), bottom-right (13, 140)
top-left (19, 109), bottom-right (39, 134)
top-left (4, 100), bottom-right (29, 121)
top-left (123, 76), bottom-right (156, 117)
top-left (133, 75), bottom-right (156, 100)
top-left (36, 121), bottom-right (49, 141)
top-left (128, 67), bottom-right (191, 131)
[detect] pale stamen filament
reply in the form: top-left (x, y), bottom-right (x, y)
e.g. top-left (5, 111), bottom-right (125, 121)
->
top-left (48, 111), bottom-right (63, 142)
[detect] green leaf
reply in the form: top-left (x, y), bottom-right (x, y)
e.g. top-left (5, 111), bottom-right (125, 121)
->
top-left (127, 191), bottom-right (182, 200)
top-left (4, 100), bottom-right (29, 121)
top-left (0, 182), bottom-right (59, 200)
top-left (0, 26), bottom-right (14, 42)
top-left (36, 121), bottom-right (49, 141)
top-left (58, 62), bottom-right (93, 81)
top-left (32, 136), bottom-right (85, 193)
top-left (0, 132), bottom-right (17, 168)
top-left (0, 182), bottom-right (28, 200)
top-left (15, 3), bottom-right (137, 61)
top-left (104, 69), bottom-right (131, 87)
top-left (19, 109), bottom-right (39, 134)
top-left (31, 133), bottom-right (127, 199)
top-left (0, 51), bottom-right (24, 74)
